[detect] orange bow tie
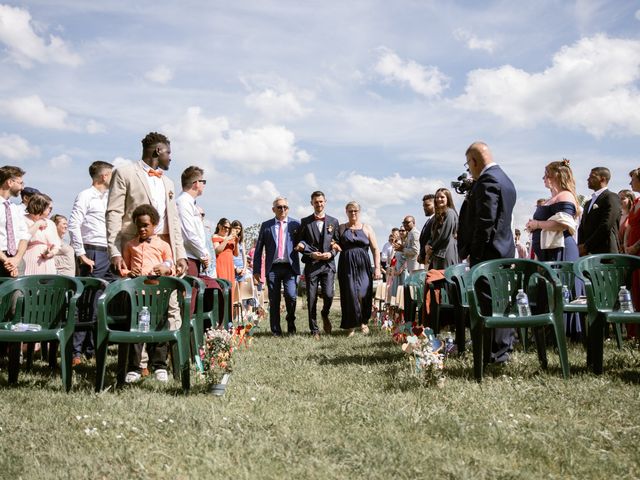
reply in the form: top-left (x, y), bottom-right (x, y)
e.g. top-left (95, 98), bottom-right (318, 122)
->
top-left (148, 169), bottom-right (163, 178)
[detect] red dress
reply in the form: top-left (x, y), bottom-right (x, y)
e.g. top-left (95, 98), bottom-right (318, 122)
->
top-left (625, 198), bottom-right (640, 337)
top-left (213, 235), bottom-right (237, 303)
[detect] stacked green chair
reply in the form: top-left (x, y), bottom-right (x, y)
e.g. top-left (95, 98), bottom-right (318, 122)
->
top-left (444, 263), bottom-right (472, 354)
top-left (467, 258), bottom-right (569, 381)
top-left (94, 276), bottom-right (192, 393)
top-left (0, 275), bottom-right (83, 391)
top-left (574, 254), bottom-right (640, 374)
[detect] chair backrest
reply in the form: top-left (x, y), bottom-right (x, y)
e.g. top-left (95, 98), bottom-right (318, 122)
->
top-left (76, 277), bottom-right (109, 324)
top-left (374, 282), bottom-right (387, 302)
top-left (406, 271), bottom-right (426, 306)
top-left (0, 275), bottom-right (82, 328)
top-left (444, 263), bottom-right (471, 307)
top-left (545, 261), bottom-right (577, 290)
top-left (469, 259), bottom-right (557, 316)
top-left (574, 254), bottom-right (640, 310)
top-left (237, 280), bottom-right (255, 302)
top-left (102, 276), bottom-right (190, 330)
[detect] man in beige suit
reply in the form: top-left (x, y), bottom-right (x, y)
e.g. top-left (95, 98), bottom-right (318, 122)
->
top-left (106, 131), bottom-right (187, 383)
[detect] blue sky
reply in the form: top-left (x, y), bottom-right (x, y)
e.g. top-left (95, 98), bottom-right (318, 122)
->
top-left (0, 1), bottom-right (639, 244)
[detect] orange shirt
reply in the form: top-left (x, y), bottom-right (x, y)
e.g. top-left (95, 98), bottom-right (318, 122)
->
top-left (122, 235), bottom-right (174, 276)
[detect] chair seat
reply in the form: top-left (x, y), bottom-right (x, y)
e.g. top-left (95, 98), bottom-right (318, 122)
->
top-left (484, 313), bottom-right (554, 329)
top-left (108, 330), bottom-right (180, 344)
top-left (0, 328), bottom-right (64, 343)
top-left (606, 312), bottom-right (640, 324)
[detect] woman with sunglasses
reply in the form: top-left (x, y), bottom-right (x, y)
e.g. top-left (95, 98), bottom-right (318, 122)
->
top-left (213, 217), bottom-right (239, 304)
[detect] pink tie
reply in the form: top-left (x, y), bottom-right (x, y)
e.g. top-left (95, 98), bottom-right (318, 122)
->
top-left (277, 220), bottom-right (285, 259)
top-left (4, 201), bottom-right (16, 256)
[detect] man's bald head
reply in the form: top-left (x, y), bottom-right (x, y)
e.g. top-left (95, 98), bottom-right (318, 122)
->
top-left (465, 141), bottom-right (493, 179)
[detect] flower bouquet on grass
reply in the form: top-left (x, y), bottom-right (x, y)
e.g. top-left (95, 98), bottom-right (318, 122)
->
top-left (401, 325), bottom-right (445, 387)
top-left (198, 328), bottom-right (234, 394)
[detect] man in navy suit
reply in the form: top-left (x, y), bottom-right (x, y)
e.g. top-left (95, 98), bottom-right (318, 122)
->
top-left (458, 141), bottom-right (516, 363)
top-left (295, 191), bottom-right (340, 338)
top-left (577, 167), bottom-right (621, 256)
top-left (253, 196), bottom-right (301, 336)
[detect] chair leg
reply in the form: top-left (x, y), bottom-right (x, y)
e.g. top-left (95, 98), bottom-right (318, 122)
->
top-left (60, 335), bottom-right (73, 392)
top-left (614, 323), bottom-right (623, 350)
top-left (170, 342), bottom-right (180, 381)
top-left (178, 337), bottom-right (190, 394)
top-left (552, 321), bottom-right (570, 379)
top-left (48, 341), bottom-right (58, 370)
top-left (25, 342), bottom-right (34, 371)
top-left (95, 337), bottom-right (108, 392)
top-left (454, 306), bottom-right (465, 356)
top-left (8, 342), bottom-right (20, 384)
top-left (471, 321), bottom-right (484, 382)
top-left (532, 326), bottom-right (548, 370)
top-left (591, 314), bottom-right (605, 375)
top-left (520, 327), bottom-right (528, 352)
top-left (116, 345), bottom-right (128, 387)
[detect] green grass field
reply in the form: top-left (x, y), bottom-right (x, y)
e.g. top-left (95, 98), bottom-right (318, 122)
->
top-left (1, 309), bottom-right (640, 479)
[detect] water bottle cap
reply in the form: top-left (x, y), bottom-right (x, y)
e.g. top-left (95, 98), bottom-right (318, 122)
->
top-left (517, 288), bottom-right (524, 293)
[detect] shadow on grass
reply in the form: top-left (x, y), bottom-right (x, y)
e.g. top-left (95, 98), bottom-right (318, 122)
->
top-left (310, 349), bottom-right (405, 366)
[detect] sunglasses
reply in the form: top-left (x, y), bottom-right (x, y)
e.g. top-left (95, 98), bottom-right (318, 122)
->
top-left (193, 179), bottom-right (207, 185)
top-left (275, 205), bottom-right (289, 210)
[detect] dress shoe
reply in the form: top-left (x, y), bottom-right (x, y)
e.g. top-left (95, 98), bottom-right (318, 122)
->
top-left (322, 315), bottom-right (332, 334)
top-left (71, 357), bottom-right (82, 367)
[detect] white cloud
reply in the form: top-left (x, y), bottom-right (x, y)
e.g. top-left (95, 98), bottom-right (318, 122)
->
top-left (243, 180), bottom-right (280, 217)
top-left (112, 156), bottom-right (133, 169)
top-left (0, 95), bottom-right (72, 130)
top-left (303, 172), bottom-right (318, 189)
top-left (456, 34), bottom-right (640, 136)
top-left (453, 28), bottom-right (496, 53)
top-left (86, 119), bottom-right (106, 134)
top-left (334, 172), bottom-right (443, 210)
top-left (245, 89), bottom-right (309, 121)
top-left (374, 47), bottom-right (449, 97)
top-left (49, 153), bottom-right (72, 168)
top-left (0, 4), bottom-right (81, 68)
top-left (636, 9), bottom-right (640, 21)
top-left (0, 133), bottom-right (39, 161)
top-left (164, 107), bottom-right (310, 174)
top-left (145, 64), bottom-right (173, 84)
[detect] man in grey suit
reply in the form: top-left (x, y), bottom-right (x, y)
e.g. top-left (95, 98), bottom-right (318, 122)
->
top-left (398, 215), bottom-right (423, 324)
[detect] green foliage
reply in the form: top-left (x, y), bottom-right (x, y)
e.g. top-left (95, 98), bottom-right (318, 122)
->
top-left (1, 320), bottom-right (640, 478)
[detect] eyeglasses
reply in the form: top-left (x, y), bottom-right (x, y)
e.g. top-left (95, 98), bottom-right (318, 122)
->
top-left (402, 220), bottom-right (412, 225)
top-left (275, 205), bottom-right (289, 210)
top-left (347, 210), bottom-right (359, 214)
top-left (399, 229), bottom-right (406, 233)
top-left (222, 225), bottom-right (230, 230)
top-left (193, 179), bottom-right (207, 185)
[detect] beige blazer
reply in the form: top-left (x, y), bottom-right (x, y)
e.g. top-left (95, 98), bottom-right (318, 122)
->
top-left (106, 162), bottom-right (187, 262)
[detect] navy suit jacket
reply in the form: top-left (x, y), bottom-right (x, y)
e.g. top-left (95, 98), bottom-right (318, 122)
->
top-left (253, 217), bottom-right (301, 277)
top-left (295, 213), bottom-right (340, 275)
top-left (577, 189), bottom-right (621, 254)
top-left (458, 165), bottom-right (516, 266)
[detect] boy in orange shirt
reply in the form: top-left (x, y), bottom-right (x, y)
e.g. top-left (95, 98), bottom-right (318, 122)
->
top-left (122, 204), bottom-right (174, 383)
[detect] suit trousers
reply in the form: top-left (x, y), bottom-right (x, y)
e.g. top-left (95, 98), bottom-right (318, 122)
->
top-left (305, 267), bottom-right (334, 333)
top-left (476, 276), bottom-right (514, 363)
top-left (267, 263), bottom-right (297, 335)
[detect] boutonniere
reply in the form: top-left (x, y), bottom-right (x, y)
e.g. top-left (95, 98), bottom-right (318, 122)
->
top-left (327, 224), bottom-right (334, 233)
top-left (168, 191), bottom-right (174, 200)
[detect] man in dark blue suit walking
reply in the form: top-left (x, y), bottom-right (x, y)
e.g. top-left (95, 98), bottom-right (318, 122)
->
top-left (253, 196), bottom-right (301, 336)
top-left (295, 191), bottom-right (340, 338)
top-left (458, 141), bottom-right (517, 363)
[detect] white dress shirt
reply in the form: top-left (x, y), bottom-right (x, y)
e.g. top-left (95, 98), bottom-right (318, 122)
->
top-left (380, 241), bottom-right (394, 263)
top-left (68, 186), bottom-right (109, 256)
top-left (588, 187), bottom-right (608, 212)
top-left (176, 191), bottom-right (209, 260)
top-left (0, 199), bottom-right (29, 252)
top-left (139, 160), bottom-right (168, 235)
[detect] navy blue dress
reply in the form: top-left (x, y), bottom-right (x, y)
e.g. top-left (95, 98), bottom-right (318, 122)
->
top-left (531, 201), bottom-right (583, 335)
top-left (337, 227), bottom-right (373, 329)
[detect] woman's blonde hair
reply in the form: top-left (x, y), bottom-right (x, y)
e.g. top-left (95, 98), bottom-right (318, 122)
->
top-left (545, 158), bottom-right (581, 216)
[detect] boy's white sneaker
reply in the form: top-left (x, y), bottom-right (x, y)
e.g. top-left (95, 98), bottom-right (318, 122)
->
top-left (155, 369), bottom-right (169, 383)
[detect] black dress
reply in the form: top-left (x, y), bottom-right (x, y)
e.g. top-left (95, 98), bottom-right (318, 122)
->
top-left (337, 227), bottom-right (373, 329)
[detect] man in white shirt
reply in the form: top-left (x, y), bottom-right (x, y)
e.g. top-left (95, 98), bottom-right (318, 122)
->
top-left (0, 166), bottom-right (30, 278)
top-left (68, 161), bottom-right (113, 365)
top-left (380, 228), bottom-right (398, 282)
top-left (176, 166), bottom-right (210, 277)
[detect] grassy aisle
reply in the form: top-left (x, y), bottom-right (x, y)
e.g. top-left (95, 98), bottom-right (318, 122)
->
top-left (1, 316), bottom-right (640, 479)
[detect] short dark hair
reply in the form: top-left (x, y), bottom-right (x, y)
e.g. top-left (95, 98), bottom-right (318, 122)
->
top-left (51, 214), bottom-right (67, 225)
top-left (310, 191), bottom-right (325, 200)
top-left (89, 161), bottom-right (113, 180)
top-left (0, 166), bottom-right (25, 186)
top-left (391, 227), bottom-right (399, 233)
top-left (591, 167), bottom-right (611, 183)
top-left (181, 166), bottom-right (204, 189)
top-left (422, 194), bottom-right (435, 202)
top-left (27, 193), bottom-right (52, 215)
top-left (515, 229), bottom-right (521, 236)
top-left (141, 132), bottom-right (170, 154)
top-left (132, 204), bottom-right (160, 226)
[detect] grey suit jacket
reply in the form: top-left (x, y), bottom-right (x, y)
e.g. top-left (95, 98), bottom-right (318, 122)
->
top-left (106, 162), bottom-right (187, 262)
top-left (403, 227), bottom-right (423, 273)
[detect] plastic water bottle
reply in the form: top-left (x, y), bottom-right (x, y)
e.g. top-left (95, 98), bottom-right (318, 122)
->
top-left (516, 289), bottom-right (531, 317)
top-left (562, 285), bottom-right (572, 304)
top-left (618, 286), bottom-right (634, 313)
top-left (138, 306), bottom-right (151, 332)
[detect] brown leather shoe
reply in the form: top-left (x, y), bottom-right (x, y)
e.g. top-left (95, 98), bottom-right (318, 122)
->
top-left (71, 357), bottom-right (82, 367)
top-left (322, 316), bottom-right (332, 334)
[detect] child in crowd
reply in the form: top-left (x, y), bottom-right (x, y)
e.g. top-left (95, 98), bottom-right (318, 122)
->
top-left (122, 204), bottom-right (174, 383)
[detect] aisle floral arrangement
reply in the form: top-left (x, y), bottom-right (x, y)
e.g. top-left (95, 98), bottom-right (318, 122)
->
top-left (199, 328), bottom-right (234, 385)
top-left (401, 325), bottom-right (445, 386)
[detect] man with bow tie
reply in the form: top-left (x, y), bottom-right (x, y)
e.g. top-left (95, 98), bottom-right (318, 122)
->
top-left (577, 167), bottom-right (621, 256)
top-left (105, 131), bottom-right (187, 383)
top-left (295, 191), bottom-right (340, 338)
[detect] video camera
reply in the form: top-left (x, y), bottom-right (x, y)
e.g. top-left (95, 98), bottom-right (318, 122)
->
top-left (451, 172), bottom-right (474, 195)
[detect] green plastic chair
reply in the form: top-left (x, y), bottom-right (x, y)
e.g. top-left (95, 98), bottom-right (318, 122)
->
top-left (0, 275), bottom-right (83, 391)
top-left (467, 258), bottom-right (569, 382)
top-left (444, 263), bottom-right (472, 354)
top-left (94, 276), bottom-right (192, 393)
top-left (406, 270), bottom-right (426, 319)
top-left (182, 275), bottom-right (207, 355)
top-left (573, 254), bottom-right (640, 374)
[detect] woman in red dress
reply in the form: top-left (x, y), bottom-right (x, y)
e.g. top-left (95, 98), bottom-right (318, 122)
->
top-left (212, 218), bottom-right (239, 304)
top-left (623, 169), bottom-right (640, 338)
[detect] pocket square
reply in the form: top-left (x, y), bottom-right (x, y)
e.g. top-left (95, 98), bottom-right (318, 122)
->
top-left (592, 203), bottom-right (599, 210)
